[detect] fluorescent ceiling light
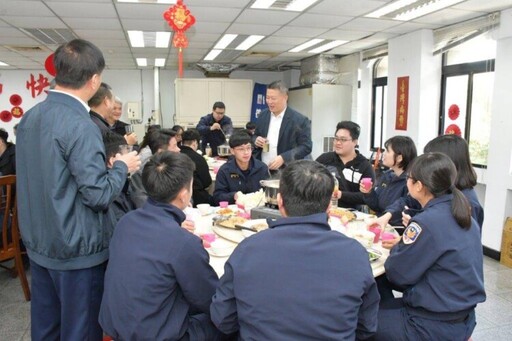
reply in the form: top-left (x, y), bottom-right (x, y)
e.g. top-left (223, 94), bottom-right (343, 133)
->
top-left (117, 0), bottom-right (176, 3)
top-left (308, 40), bottom-right (348, 53)
top-left (136, 58), bottom-right (147, 67)
top-left (251, 0), bottom-right (276, 9)
top-left (204, 49), bottom-right (222, 61)
top-left (286, 0), bottom-right (320, 12)
top-left (156, 32), bottom-right (171, 48)
top-left (155, 58), bottom-right (166, 67)
top-left (366, 0), bottom-right (419, 18)
top-left (214, 34), bottom-right (238, 49)
top-left (0, 61), bottom-right (8, 66)
top-left (235, 35), bottom-right (265, 51)
top-left (128, 30), bottom-right (144, 48)
top-left (251, 0), bottom-right (319, 11)
top-left (395, 0), bottom-right (466, 21)
top-left (289, 38), bottom-right (324, 52)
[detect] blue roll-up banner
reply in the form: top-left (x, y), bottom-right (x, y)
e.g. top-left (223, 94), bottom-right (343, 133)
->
top-left (250, 82), bottom-right (267, 123)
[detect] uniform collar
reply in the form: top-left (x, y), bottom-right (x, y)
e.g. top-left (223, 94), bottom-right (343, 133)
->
top-left (144, 198), bottom-right (186, 224)
top-left (269, 212), bottom-right (330, 231)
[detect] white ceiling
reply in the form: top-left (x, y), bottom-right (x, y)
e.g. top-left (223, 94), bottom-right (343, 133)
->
top-left (0, 0), bottom-right (511, 72)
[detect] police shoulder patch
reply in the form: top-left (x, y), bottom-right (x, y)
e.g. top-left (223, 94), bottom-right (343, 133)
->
top-left (403, 222), bottom-right (422, 245)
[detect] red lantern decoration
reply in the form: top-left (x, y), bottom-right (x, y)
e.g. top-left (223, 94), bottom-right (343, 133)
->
top-left (10, 94), bottom-right (22, 106)
top-left (163, 0), bottom-right (196, 78)
top-left (11, 106), bottom-right (24, 118)
top-left (0, 110), bottom-right (12, 122)
top-left (45, 53), bottom-right (56, 77)
top-left (445, 124), bottom-right (461, 136)
top-left (448, 104), bottom-right (460, 120)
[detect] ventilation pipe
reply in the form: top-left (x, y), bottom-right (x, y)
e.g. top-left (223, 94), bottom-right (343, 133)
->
top-left (299, 54), bottom-right (343, 86)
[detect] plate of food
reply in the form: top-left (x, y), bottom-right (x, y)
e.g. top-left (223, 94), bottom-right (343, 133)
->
top-left (328, 207), bottom-right (356, 224)
top-left (240, 219), bottom-right (269, 238)
top-left (212, 216), bottom-right (249, 243)
top-left (367, 248), bottom-right (383, 262)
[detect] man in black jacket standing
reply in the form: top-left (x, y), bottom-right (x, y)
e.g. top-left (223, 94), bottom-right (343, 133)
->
top-left (180, 129), bottom-right (213, 206)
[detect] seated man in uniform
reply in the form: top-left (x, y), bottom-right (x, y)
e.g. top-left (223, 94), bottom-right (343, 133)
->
top-left (211, 160), bottom-right (380, 340)
top-left (99, 152), bottom-right (223, 340)
top-left (213, 131), bottom-right (269, 205)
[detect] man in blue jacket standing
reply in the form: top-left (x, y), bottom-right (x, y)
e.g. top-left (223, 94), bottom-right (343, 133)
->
top-left (211, 160), bottom-right (380, 340)
top-left (196, 101), bottom-right (232, 157)
top-left (16, 39), bottom-right (140, 341)
top-left (253, 80), bottom-right (312, 170)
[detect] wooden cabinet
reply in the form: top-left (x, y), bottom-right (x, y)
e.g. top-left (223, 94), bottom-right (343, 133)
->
top-left (174, 78), bottom-right (253, 128)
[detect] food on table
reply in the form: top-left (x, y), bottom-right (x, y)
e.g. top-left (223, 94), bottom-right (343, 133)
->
top-left (251, 222), bottom-right (268, 232)
top-left (217, 207), bottom-right (235, 216)
top-left (216, 216), bottom-right (248, 229)
top-left (235, 189), bottom-right (265, 209)
top-left (328, 207), bottom-right (356, 224)
top-left (367, 248), bottom-right (382, 262)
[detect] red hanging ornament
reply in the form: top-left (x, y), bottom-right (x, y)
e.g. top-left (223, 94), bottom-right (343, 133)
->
top-left (11, 106), bottom-right (24, 118)
top-left (0, 110), bottom-right (12, 122)
top-left (45, 53), bottom-right (56, 77)
top-left (163, 0), bottom-right (196, 78)
top-left (10, 94), bottom-right (22, 106)
top-left (448, 104), bottom-right (460, 120)
top-left (445, 124), bottom-right (461, 136)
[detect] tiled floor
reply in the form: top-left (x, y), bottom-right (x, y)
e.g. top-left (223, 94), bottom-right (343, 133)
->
top-left (1, 256), bottom-right (512, 340)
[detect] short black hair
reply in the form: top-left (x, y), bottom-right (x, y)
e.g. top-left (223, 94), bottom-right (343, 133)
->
top-left (143, 130), bottom-right (171, 154)
top-left (229, 130), bottom-right (252, 148)
top-left (103, 130), bottom-right (126, 160)
top-left (182, 129), bottom-right (200, 145)
top-left (88, 82), bottom-right (112, 107)
top-left (245, 122), bottom-right (256, 130)
top-left (142, 151), bottom-right (195, 203)
top-left (384, 136), bottom-right (417, 170)
top-left (279, 160), bottom-right (334, 216)
top-left (54, 39), bottom-right (105, 89)
top-left (423, 134), bottom-right (477, 190)
top-left (213, 101), bottom-right (225, 110)
top-left (336, 121), bottom-right (361, 140)
top-left (0, 128), bottom-right (8, 144)
top-left (171, 125), bottom-right (183, 134)
top-left (160, 128), bottom-right (177, 138)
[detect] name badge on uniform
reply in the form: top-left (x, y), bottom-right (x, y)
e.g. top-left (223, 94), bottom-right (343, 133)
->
top-left (230, 173), bottom-right (239, 179)
top-left (403, 222), bottom-right (422, 244)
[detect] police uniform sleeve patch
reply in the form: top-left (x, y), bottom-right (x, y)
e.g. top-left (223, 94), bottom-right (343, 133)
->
top-left (403, 222), bottom-right (422, 245)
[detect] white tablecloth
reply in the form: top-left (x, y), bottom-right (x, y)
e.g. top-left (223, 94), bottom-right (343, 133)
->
top-left (186, 206), bottom-right (389, 278)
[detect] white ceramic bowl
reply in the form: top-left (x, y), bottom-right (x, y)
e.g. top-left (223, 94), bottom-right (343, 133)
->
top-left (197, 204), bottom-right (213, 216)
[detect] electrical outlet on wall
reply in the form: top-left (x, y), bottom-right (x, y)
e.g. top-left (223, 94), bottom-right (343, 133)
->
top-left (126, 102), bottom-right (141, 120)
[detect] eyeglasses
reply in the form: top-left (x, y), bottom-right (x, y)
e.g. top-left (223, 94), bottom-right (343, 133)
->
top-left (333, 137), bottom-right (353, 143)
top-left (233, 146), bottom-right (252, 153)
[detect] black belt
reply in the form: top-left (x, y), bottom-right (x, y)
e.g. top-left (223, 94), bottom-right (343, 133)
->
top-left (406, 305), bottom-right (474, 323)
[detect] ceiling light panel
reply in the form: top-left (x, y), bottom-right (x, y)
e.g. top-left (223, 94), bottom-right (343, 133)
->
top-left (366, 0), bottom-right (420, 18)
top-left (128, 30), bottom-right (144, 47)
top-left (214, 34), bottom-right (238, 49)
top-left (251, 0), bottom-right (320, 12)
top-left (128, 30), bottom-right (171, 48)
top-left (0, 61), bottom-right (9, 66)
top-left (155, 32), bottom-right (171, 48)
top-left (235, 35), bottom-right (265, 51)
top-left (117, 0), bottom-right (176, 3)
top-left (136, 58), bottom-right (147, 66)
top-left (289, 38), bottom-right (324, 52)
top-left (394, 0), bottom-right (466, 21)
top-left (308, 40), bottom-right (348, 53)
top-left (204, 49), bottom-right (223, 61)
top-left (155, 58), bottom-right (166, 67)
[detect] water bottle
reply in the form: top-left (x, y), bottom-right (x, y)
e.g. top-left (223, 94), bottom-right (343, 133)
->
top-left (331, 172), bottom-right (339, 208)
top-left (205, 143), bottom-right (212, 157)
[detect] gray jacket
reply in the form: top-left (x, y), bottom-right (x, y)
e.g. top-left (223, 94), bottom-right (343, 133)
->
top-left (16, 91), bottom-right (127, 270)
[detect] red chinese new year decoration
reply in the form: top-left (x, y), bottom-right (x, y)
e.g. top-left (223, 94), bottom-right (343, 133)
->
top-left (395, 76), bottom-right (409, 131)
top-left (445, 124), bottom-right (462, 136)
top-left (45, 53), bottom-right (56, 77)
top-left (0, 110), bottom-right (12, 122)
top-left (10, 94), bottom-right (22, 106)
top-left (11, 106), bottom-right (23, 118)
top-left (448, 104), bottom-right (460, 120)
top-left (163, 0), bottom-right (196, 78)
top-left (0, 83), bottom-right (3, 94)
top-left (26, 73), bottom-right (50, 98)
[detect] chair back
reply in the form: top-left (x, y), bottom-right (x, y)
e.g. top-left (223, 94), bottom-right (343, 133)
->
top-left (0, 175), bottom-right (31, 301)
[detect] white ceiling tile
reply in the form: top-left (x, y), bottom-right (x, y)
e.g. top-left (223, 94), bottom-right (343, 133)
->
top-left (263, 36), bottom-right (311, 45)
top-left (62, 17), bottom-right (123, 30)
top-left (288, 13), bottom-right (353, 29)
top-left (47, 2), bottom-right (117, 18)
top-left (75, 29), bottom-right (126, 40)
top-left (0, 1), bottom-right (55, 17)
top-left (1, 16), bottom-right (67, 28)
top-left (319, 29), bottom-right (375, 41)
top-left (189, 22), bottom-right (230, 34)
top-left (309, 0), bottom-right (387, 17)
top-left (273, 26), bottom-right (329, 38)
top-left (187, 6), bottom-right (243, 22)
top-left (453, 0), bottom-right (512, 12)
top-left (383, 22), bottom-right (436, 34)
top-left (186, 33), bottom-right (220, 43)
top-left (234, 9), bottom-right (300, 25)
top-left (412, 8), bottom-right (486, 26)
top-left (338, 18), bottom-right (400, 32)
top-left (121, 18), bottom-right (171, 31)
top-left (116, 3), bottom-right (172, 19)
top-left (226, 23), bottom-right (280, 36)
top-left (186, 0), bottom-right (252, 8)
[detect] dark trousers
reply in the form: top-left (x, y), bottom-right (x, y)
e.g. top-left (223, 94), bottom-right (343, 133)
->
top-left (30, 260), bottom-right (107, 341)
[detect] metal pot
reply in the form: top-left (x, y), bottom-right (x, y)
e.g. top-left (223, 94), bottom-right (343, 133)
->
top-left (217, 144), bottom-right (231, 157)
top-left (260, 179), bottom-right (280, 205)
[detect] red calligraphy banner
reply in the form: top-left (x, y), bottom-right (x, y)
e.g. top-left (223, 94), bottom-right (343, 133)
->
top-left (395, 76), bottom-right (409, 130)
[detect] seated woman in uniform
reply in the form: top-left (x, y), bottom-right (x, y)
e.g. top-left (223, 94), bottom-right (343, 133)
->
top-left (375, 152), bottom-right (485, 341)
top-left (360, 136), bottom-right (417, 227)
top-left (213, 131), bottom-right (269, 205)
top-left (373, 134), bottom-right (484, 248)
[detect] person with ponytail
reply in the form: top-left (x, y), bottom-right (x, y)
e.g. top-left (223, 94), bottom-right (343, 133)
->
top-left (375, 152), bottom-right (485, 340)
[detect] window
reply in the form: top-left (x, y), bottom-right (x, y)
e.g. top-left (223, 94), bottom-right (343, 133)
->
top-left (440, 31), bottom-right (496, 167)
top-left (371, 57), bottom-right (388, 150)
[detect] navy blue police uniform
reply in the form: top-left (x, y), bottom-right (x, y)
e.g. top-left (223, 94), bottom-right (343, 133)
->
top-left (376, 194), bottom-right (486, 341)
